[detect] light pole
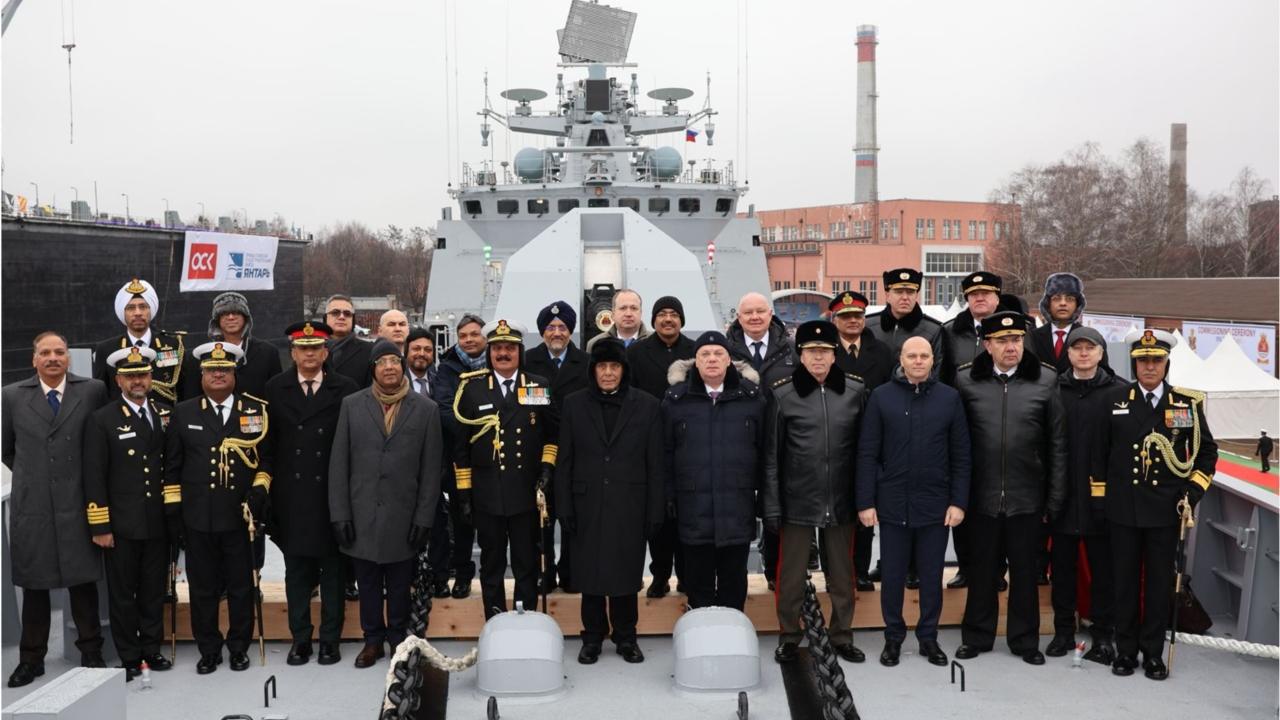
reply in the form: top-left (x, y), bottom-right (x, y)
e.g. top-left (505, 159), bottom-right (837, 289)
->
top-left (198, 201), bottom-right (205, 223)
top-left (29, 182), bottom-right (38, 207)
top-left (71, 186), bottom-right (79, 203)
top-left (121, 193), bottom-right (130, 223)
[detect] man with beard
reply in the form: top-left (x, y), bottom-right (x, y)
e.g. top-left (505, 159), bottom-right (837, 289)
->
top-left (523, 301), bottom-right (590, 592)
top-left (182, 292), bottom-right (282, 400)
top-left (323, 294), bottom-right (372, 389)
top-left (555, 339), bottom-right (664, 665)
top-left (83, 346), bottom-right (175, 680)
top-left (451, 320), bottom-right (558, 619)
top-left (94, 278), bottom-right (189, 404)
top-left (432, 314), bottom-right (487, 598)
top-left (329, 339), bottom-right (442, 668)
top-left (405, 326), bottom-right (452, 598)
top-left (628, 295), bottom-right (696, 598)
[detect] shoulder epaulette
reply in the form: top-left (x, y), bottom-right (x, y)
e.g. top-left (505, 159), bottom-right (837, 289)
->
top-left (845, 372), bottom-right (865, 383)
top-left (957, 361), bottom-right (974, 371)
top-left (771, 376), bottom-right (793, 389)
top-left (1172, 386), bottom-right (1206, 403)
top-left (169, 330), bottom-right (188, 335)
top-left (1040, 362), bottom-right (1057, 371)
top-left (241, 392), bottom-right (268, 405)
top-left (460, 368), bottom-right (490, 380)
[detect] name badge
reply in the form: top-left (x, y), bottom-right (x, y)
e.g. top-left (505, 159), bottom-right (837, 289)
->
top-left (478, 403), bottom-right (494, 411)
top-left (118, 432), bottom-right (136, 440)
top-left (517, 387), bottom-right (551, 406)
top-left (1112, 409), bottom-right (1129, 415)
top-left (1165, 408), bottom-right (1193, 429)
top-left (187, 424), bottom-right (204, 430)
top-left (240, 415), bottom-right (264, 434)
top-left (154, 349), bottom-right (180, 368)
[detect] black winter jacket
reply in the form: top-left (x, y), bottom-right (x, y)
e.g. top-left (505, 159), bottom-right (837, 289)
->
top-left (726, 317), bottom-right (797, 393)
top-left (627, 332), bottom-right (696, 400)
top-left (1053, 367), bottom-right (1125, 535)
top-left (865, 303), bottom-right (946, 373)
top-left (954, 350), bottom-right (1067, 518)
top-left (762, 366), bottom-right (867, 528)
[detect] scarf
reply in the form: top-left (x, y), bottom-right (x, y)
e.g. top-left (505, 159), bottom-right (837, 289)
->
top-left (371, 377), bottom-right (410, 435)
top-left (455, 344), bottom-right (487, 372)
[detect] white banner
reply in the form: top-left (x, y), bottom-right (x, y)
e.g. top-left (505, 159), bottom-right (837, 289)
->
top-left (179, 231), bottom-right (278, 292)
top-left (1183, 320), bottom-right (1276, 377)
top-left (1082, 313), bottom-right (1142, 342)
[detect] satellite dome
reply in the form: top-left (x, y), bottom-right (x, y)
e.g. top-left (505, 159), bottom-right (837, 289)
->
top-left (513, 147), bottom-right (545, 181)
top-left (591, 111), bottom-right (606, 125)
top-left (648, 146), bottom-right (682, 181)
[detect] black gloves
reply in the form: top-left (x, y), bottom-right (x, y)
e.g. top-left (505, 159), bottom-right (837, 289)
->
top-left (247, 487), bottom-right (268, 527)
top-left (455, 489), bottom-right (473, 526)
top-left (332, 521), bottom-right (355, 549)
top-left (537, 464), bottom-right (554, 494)
top-left (408, 524), bottom-right (431, 549)
top-left (764, 516), bottom-right (782, 535)
top-left (561, 514), bottom-right (577, 537)
top-left (665, 500), bottom-right (677, 521)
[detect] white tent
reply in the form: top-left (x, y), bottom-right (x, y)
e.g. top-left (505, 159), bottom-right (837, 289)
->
top-left (1173, 335), bottom-right (1280, 439)
top-left (1167, 330), bottom-right (1209, 386)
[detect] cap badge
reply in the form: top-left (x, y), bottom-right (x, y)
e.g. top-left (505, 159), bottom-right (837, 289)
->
top-left (496, 320), bottom-right (511, 336)
top-left (211, 343), bottom-right (227, 360)
top-left (1001, 317), bottom-right (1014, 327)
top-left (126, 278), bottom-right (146, 294)
top-left (899, 272), bottom-right (910, 280)
top-left (550, 305), bottom-right (560, 315)
top-left (973, 275), bottom-right (983, 282)
top-left (302, 323), bottom-right (315, 336)
top-left (1140, 330), bottom-right (1156, 346)
top-left (126, 348), bottom-right (144, 363)
top-left (842, 295), bottom-right (853, 306)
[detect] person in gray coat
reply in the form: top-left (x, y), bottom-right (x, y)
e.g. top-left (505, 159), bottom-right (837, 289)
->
top-left (2, 331), bottom-right (109, 687)
top-left (329, 339), bottom-right (443, 669)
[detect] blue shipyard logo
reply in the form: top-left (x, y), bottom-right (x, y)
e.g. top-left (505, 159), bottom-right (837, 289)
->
top-left (226, 251), bottom-right (273, 280)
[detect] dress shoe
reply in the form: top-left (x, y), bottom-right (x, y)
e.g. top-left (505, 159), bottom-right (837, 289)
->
top-left (317, 642), bottom-right (342, 666)
top-left (451, 579), bottom-right (473, 599)
top-left (766, 579), bottom-right (776, 592)
top-left (7, 662), bottom-right (44, 687)
top-left (879, 640), bottom-right (901, 667)
top-left (431, 579), bottom-right (452, 598)
top-left (1112, 655), bottom-right (1138, 677)
top-left (287, 641), bottom-right (313, 666)
top-left (1021, 649), bottom-right (1046, 665)
top-left (1142, 656), bottom-right (1168, 681)
top-left (834, 643), bottom-right (865, 663)
top-left (81, 651), bottom-right (107, 668)
top-left (904, 572), bottom-right (920, 590)
top-left (774, 642), bottom-right (800, 664)
top-left (946, 572), bottom-right (967, 589)
top-left (855, 577), bottom-right (875, 592)
top-left (1084, 639), bottom-right (1116, 665)
top-left (675, 581), bottom-right (687, 594)
top-left (354, 642), bottom-right (385, 668)
top-left (539, 571), bottom-right (558, 593)
top-left (646, 579), bottom-right (670, 598)
top-left (617, 642), bottom-right (645, 663)
top-left (196, 654), bottom-right (222, 675)
top-left (229, 651), bottom-right (251, 671)
top-left (143, 653), bottom-right (172, 671)
top-left (954, 644), bottom-right (986, 660)
top-left (1045, 634), bottom-right (1074, 657)
top-left (122, 664), bottom-right (141, 682)
top-left (998, 577), bottom-right (1009, 592)
top-left (919, 639), bottom-right (948, 666)
top-left (344, 581), bottom-right (360, 602)
top-left (867, 565), bottom-right (882, 582)
top-left (578, 643), bottom-right (602, 665)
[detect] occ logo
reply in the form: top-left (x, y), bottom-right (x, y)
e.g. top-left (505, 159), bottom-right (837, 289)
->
top-left (188, 243), bottom-right (218, 279)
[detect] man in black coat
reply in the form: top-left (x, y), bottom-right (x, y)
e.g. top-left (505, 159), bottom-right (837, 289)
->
top-left (405, 326), bottom-right (454, 599)
top-left (264, 321), bottom-right (357, 667)
top-left (865, 268), bottom-right (946, 368)
top-left (93, 278), bottom-right (191, 405)
top-left (953, 311), bottom-right (1066, 666)
top-left (1095, 328), bottom-right (1217, 680)
top-left (555, 339), bottom-right (664, 665)
top-left (627, 295), bottom-right (695, 598)
top-left (522, 301), bottom-right (590, 593)
top-left (83, 346), bottom-right (175, 680)
top-left (829, 290), bottom-right (893, 592)
top-left (451, 320), bottom-right (558, 620)
top-left (164, 342), bottom-right (271, 675)
top-left (1030, 272), bottom-right (1111, 375)
top-left (323, 294), bottom-right (372, 389)
top-left (1258, 431), bottom-right (1273, 473)
top-left (181, 292), bottom-right (283, 400)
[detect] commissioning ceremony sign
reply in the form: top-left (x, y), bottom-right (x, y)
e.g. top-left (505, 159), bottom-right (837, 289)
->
top-left (1183, 320), bottom-right (1277, 377)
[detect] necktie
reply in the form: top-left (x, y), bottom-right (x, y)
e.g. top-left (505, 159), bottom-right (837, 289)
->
top-left (134, 339), bottom-right (146, 348)
top-left (554, 356), bottom-right (562, 370)
top-left (503, 379), bottom-right (514, 398)
top-left (47, 389), bottom-right (60, 416)
top-left (975, 325), bottom-right (983, 347)
top-left (138, 405), bottom-right (150, 429)
top-left (751, 341), bottom-right (764, 370)
top-left (1053, 330), bottom-right (1065, 359)
top-left (851, 343), bottom-right (859, 359)
top-left (416, 378), bottom-right (428, 396)
top-left (215, 404), bottom-right (226, 425)
top-left (1146, 391), bottom-right (1157, 409)
top-left (304, 380), bottom-right (315, 398)
top-left (709, 390), bottom-right (721, 403)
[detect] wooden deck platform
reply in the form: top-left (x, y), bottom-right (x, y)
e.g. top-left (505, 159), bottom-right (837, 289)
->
top-left (172, 569), bottom-right (1052, 641)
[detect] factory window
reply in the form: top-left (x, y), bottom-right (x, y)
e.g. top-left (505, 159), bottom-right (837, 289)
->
top-left (994, 222), bottom-right (1003, 240)
top-left (859, 280), bottom-right (867, 295)
top-left (649, 198), bottom-right (671, 214)
top-left (927, 219), bottom-right (936, 239)
top-left (464, 200), bottom-right (483, 216)
top-left (954, 219), bottom-right (963, 240)
top-left (782, 281), bottom-right (792, 289)
top-left (832, 280), bottom-right (841, 293)
top-left (587, 198), bottom-right (610, 208)
top-left (805, 224), bottom-right (820, 240)
top-left (977, 221), bottom-right (987, 240)
top-left (924, 252), bottom-right (981, 274)
top-left (774, 281), bottom-right (782, 291)
top-left (678, 197), bottom-right (701, 214)
top-left (916, 218), bottom-right (925, 239)
top-left (558, 199), bottom-right (580, 213)
top-left (527, 199), bottom-right (550, 215)
top-left (942, 220), bottom-right (951, 240)
top-left (868, 280), bottom-right (878, 304)
top-left (496, 199), bottom-right (519, 216)
top-left (715, 198), bottom-right (734, 214)
top-left (619, 198), bottom-right (640, 212)
top-left (968, 220), bottom-right (978, 240)
top-left (892, 218), bottom-right (899, 239)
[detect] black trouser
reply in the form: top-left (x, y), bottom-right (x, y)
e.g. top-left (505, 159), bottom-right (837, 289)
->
top-left (284, 552), bottom-right (346, 644)
top-left (474, 510), bottom-right (538, 619)
top-left (1111, 523), bottom-right (1177, 660)
top-left (185, 527), bottom-right (254, 657)
top-left (581, 594), bottom-right (639, 646)
top-left (759, 529), bottom-right (779, 583)
top-left (683, 543), bottom-right (749, 611)
top-left (647, 517), bottom-right (683, 587)
top-left (426, 497), bottom-right (451, 584)
top-left (880, 523), bottom-right (949, 643)
top-left (1263, 454), bottom-right (1272, 472)
top-left (450, 492), bottom-right (477, 583)
top-left (19, 583), bottom-right (103, 664)
top-left (1049, 532), bottom-right (1114, 639)
top-left (952, 522), bottom-right (971, 577)
top-left (351, 556), bottom-right (414, 647)
top-left (539, 489), bottom-right (572, 588)
top-left (103, 536), bottom-right (167, 664)
top-left (961, 512), bottom-right (1042, 654)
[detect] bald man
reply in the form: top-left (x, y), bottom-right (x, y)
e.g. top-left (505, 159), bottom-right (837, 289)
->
top-left (378, 310), bottom-right (411, 355)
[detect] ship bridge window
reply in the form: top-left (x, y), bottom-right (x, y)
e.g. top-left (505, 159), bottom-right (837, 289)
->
top-left (678, 198), bottom-right (701, 214)
top-left (464, 200), bottom-right (482, 216)
top-left (619, 198), bottom-right (640, 212)
top-left (558, 199), bottom-right (580, 213)
top-left (528, 199), bottom-right (550, 216)
top-left (587, 198), bottom-right (610, 208)
top-left (587, 129), bottom-right (610, 147)
top-left (715, 198), bottom-right (734, 215)
top-left (648, 198), bottom-right (670, 215)
top-left (496, 199), bottom-right (519, 216)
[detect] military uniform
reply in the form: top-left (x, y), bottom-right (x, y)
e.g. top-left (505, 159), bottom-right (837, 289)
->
top-left (1096, 329), bottom-right (1217, 679)
top-left (93, 279), bottom-right (190, 404)
top-left (83, 346), bottom-right (173, 674)
top-left (452, 320), bottom-right (558, 619)
top-left (163, 342), bottom-right (271, 672)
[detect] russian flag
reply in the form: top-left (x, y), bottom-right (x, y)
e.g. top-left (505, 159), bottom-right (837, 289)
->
top-left (686, 129), bottom-right (698, 143)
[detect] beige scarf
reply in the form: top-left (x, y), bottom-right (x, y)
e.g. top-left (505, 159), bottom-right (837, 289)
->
top-left (371, 377), bottom-right (410, 435)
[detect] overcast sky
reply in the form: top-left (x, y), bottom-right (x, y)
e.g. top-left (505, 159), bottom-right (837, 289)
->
top-left (3, 0), bottom-right (1276, 233)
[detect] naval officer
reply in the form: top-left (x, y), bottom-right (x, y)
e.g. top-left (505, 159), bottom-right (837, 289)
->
top-left (93, 278), bottom-right (189, 404)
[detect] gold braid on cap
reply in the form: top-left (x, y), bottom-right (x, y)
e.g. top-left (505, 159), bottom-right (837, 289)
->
top-left (452, 371), bottom-right (502, 460)
top-left (217, 401), bottom-right (268, 488)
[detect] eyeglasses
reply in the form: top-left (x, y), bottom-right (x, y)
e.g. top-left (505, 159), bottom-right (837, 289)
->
top-left (327, 309), bottom-right (355, 318)
top-left (373, 356), bottom-right (403, 367)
